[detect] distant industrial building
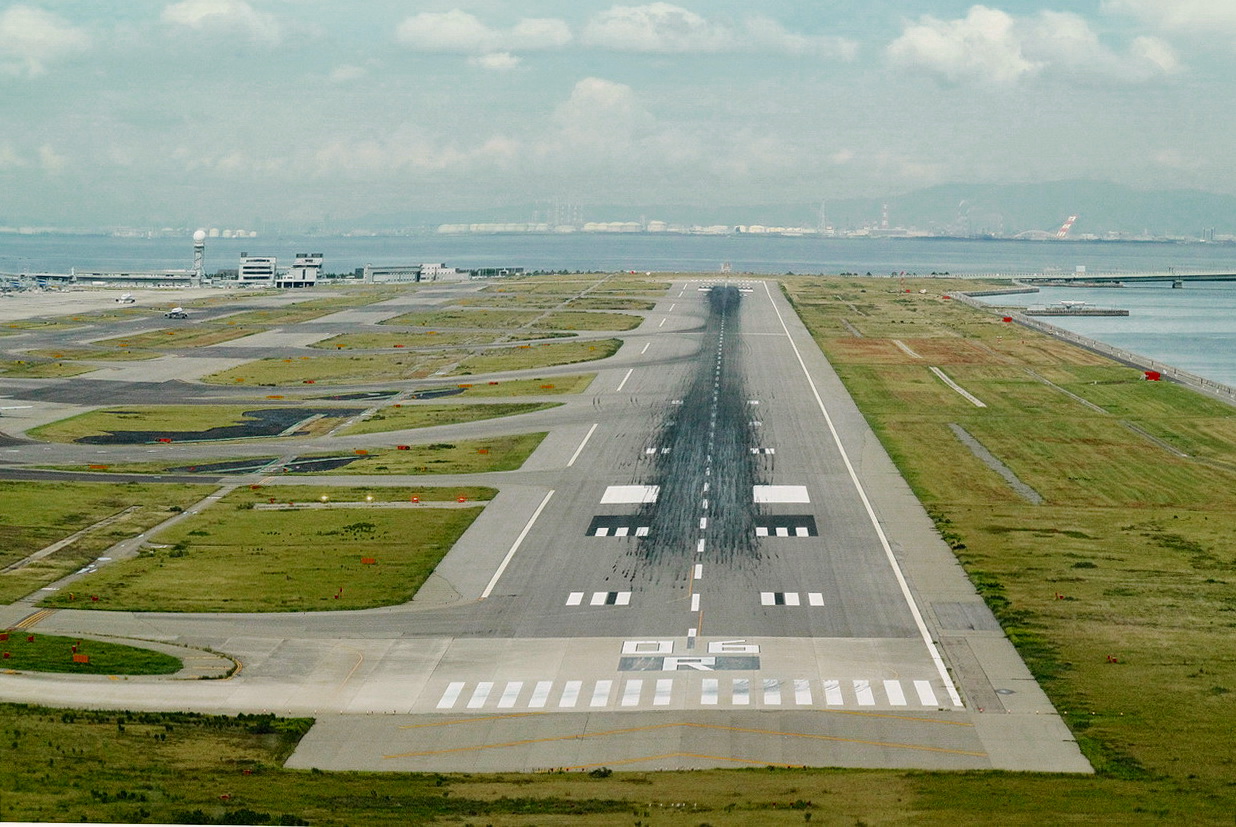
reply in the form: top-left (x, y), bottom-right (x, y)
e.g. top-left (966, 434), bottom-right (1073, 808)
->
top-left (237, 254), bottom-right (278, 286)
top-left (278, 253), bottom-right (323, 288)
top-left (362, 263), bottom-right (524, 283)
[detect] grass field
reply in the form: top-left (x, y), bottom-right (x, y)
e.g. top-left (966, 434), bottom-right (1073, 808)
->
top-left (338, 402), bottom-right (561, 436)
top-left (295, 433), bottom-right (547, 474)
top-left (0, 633), bottom-right (181, 675)
top-left (382, 308), bottom-right (543, 329)
top-left (449, 338), bottom-right (622, 375)
top-left (533, 311), bottom-right (642, 331)
top-left (0, 481), bottom-right (210, 603)
top-left (40, 485), bottom-right (489, 612)
top-left (0, 359), bottom-right (97, 378)
top-left (445, 373), bottom-right (595, 397)
top-left (202, 353), bottom-right (459, 385)
top-left (565, 296), bottom-right (657, 311)
top-left (780, 276), bottom-right (1236, 809)
top-left (309, 331), bottom-right (498, 350)
top-left (24, 348), bottom-right (161, 361)
top-left (28, 405), bottom-right (359, 444)
top-left (91, 326), bottom-right (265, 349)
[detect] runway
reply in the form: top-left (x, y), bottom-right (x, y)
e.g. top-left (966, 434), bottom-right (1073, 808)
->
top-left (0, 278), bottom-right (1090, 773)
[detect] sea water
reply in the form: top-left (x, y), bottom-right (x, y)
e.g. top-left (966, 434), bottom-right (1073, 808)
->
top-left (3, 233), bottom-right (1235, 385)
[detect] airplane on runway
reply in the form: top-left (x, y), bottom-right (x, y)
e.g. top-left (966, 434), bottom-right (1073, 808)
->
top-left (116, 293), bottom-right (135, 304)
top-left (164, 307), bottom-right (188, 319)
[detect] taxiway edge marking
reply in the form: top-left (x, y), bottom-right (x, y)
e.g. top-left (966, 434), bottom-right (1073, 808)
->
top-left (480, 490), bottom-right (555, 600)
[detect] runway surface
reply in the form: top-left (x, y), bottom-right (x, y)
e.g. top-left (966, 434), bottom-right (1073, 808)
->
top-left (0, 279), bottom-right (1090, 773)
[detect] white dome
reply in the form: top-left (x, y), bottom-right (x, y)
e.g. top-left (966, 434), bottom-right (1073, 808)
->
top-left (193, 229), bottom-right (207, 243)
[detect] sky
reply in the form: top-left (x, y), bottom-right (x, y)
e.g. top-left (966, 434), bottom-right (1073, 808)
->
top-left (0, 0), bottom-right (1232, 229)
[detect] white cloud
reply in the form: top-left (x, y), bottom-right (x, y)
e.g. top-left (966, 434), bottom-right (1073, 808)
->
top-left (745, 17), bottom-right (857, 60)
top-left (551, 77), bottom-right (654, 153)
top-left (329, 64), bottom-right (367, 83)
top-left (0, 143), bottom-right (25, 168)
top-left (888, 5), bottom-right (1179, 86)
top-left (0, 5), bottom-right (89, 77)
top-left (396, 10), bottom-right (570, 54)
top-left (583, 3), bottom-right (731, 52)
top-left (37, 144), bottom-right (67, 173)
top-left (469, 52), bottom-right (521, 71)
top-left (161, 0), bottom-right (281, 44)
top-left (1103, 0), bottom-right (1236, 35)
top-left (887, 6), bottom-right (1038, 85)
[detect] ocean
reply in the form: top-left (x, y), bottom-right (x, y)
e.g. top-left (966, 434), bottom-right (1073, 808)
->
top-left (3, 233), bottom-right (1235, 385)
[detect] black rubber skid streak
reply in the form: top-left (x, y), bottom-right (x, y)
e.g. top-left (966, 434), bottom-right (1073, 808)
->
top-left (633, 285), bottom-right (765, 577)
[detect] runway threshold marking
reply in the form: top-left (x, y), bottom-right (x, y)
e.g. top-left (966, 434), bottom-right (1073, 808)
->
top-left (567, 423), bottom-right (598, 467)
top-left (383, 721), bottom-right (987, 760)
top-left (479, 490), bottom-right (555, 599)
top-left (763, 281), bottom-right (965, 708)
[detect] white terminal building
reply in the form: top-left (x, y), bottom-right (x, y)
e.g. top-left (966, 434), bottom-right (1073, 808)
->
top-left (236, 252), bottom-right (323, 288)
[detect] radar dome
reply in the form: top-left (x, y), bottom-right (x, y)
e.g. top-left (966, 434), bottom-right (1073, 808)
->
top-left (193, 229), bottom-right (207, 243)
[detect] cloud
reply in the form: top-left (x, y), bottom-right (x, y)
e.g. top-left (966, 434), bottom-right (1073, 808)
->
top-left (583, 3), bottom-right (731, 52)
top-left (551, 77), bottom-right (654, 153)
top-left (745, 17), bottom-right (858, 60)
top-left (0, 5), bottom-right (89, 77)
top-left (887, 5), bottom-right (1179, 85)
top-left (37, 144), bottom-right (67, 173)
top-left (1103, 0), bottom-right (1236, 35)
top-left (329, 64), bottom-right (367, 83)
top-left (469, 52), bottom-right (521, 71)
top-left (161, 0), bottom-right (281, 44)
top-left (396, 10), bottom-right (570, 53)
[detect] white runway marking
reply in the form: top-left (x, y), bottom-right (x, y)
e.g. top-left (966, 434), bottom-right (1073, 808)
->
top-left (691, 593), bottom-right (701, 612)
top-left (529, 681), bottom-right (552, 708)
top-left (694, 564), bottom-right (703, 579)
top-left (621, 680), bottom-right (643, 706)
top-left (763, 679), bottom-right (782, 705)
top-left (794, 679), bottom-right (813, 705)
top-left (654, 679), bottom-right (673, 706)
top-left (764, 281), bottom-right (965, 708)
top-left (601, 485), bottom-right (659, 503)
top-left (915, 680), bottom-right (939, 706)
top-left (566, 592), bottom-right (584, 606)
top-left (808, 592), bottom-right (824, 606)
top-left (567, 423), bottom-right (598, 467)
top-left (753, 485), bottom-right (810, 503)
top-left (701, 678), bottom-right (719, 705)
top-left (732, 678), bottom-right (750, 705)
top-left (854, 680), bottom-right (876, 706)
top-left (823, 679), bottom-right (843, 705)
top-left (437, 682), bottom-right (465, 709)
top-left (884, 679), bottom-right (907, 706)
top-left (658, 318), bottom-right (666, 327)
top-left (640, 342), bottom-right (650, 354)
top-left (498, 681), bottom-right (523, 708)
top-left (616, 367), bottom-right (635, 391)
top-left (590, 680), bottom-right (613, 707)
top-left (467, 682), bottom-right (493, 709)
top-left (481, 490), bottom-right (554, 599)
top-left (559, 680), bottom-right (581, 708)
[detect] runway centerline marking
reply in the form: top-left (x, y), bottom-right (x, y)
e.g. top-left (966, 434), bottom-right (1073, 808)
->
top-left (763, 280), bottom-right (965, 708)
top-left (480, 490), bottom-right (555, 599)
top-left (616, 368), bottom-right (634, 392)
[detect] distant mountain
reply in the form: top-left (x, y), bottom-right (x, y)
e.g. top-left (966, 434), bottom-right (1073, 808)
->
top-left (342, 181), bottom-right (1236, 238)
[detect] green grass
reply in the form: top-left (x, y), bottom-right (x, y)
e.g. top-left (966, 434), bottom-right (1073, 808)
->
top-left (780, 275), bottom-right (1236, 809)
top-left (0, 481), bottom-right (210, 603)
top-left (202, 353), bottom-right (459, 386)
top-left (0, 633), bottom-right (181, 675)
top-left (565, 296), bottom-right (657, 311)
top-left (381, 308), bottom-right (542, 329)
top-left (533, 310), bottom-right (642, 331)
top-left (309, 330), bottom-right (499, 349)
top-left (421, 374), bottom-right (596, 397)
top-left (41, 486), bottom-right (494, 612)
top-left (91, 326), bottom-right (265, 349)
top-left (7, 700), bottom-right (1226, 825)
top-left (449, 338), bottom-right (622, 375)
top-left (338, 402), bottom-right (561, 436)
top-left (28, 405), bottom-right (358, 444)
top-left (24, 348), bottom-right (161, 361)
top-left (0, 359), bottom-right (97, 378)
top-left (295, 433), bottom-right (547, 474)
